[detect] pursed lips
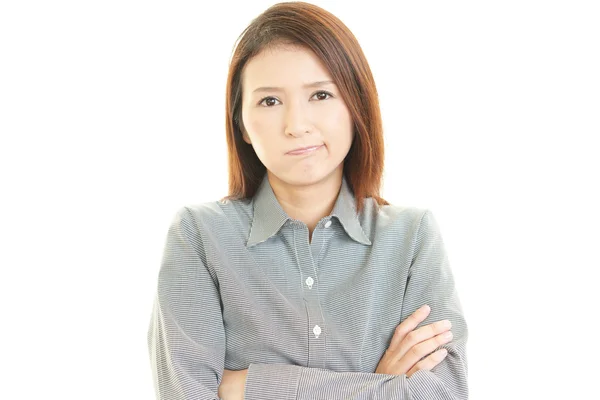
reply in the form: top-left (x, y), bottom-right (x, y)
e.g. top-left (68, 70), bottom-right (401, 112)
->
top-left (286, 144), bottom-right (324, 155)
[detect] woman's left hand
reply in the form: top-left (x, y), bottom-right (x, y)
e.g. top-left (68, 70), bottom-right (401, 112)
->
top-left (218, 368), bottom-right (248, 400)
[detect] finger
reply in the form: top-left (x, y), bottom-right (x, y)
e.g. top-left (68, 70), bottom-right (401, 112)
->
top-left (406, 348), bottom-right (448, 378)
top-left (389, 305), bottom-right (431, 352)
top-left (399, 318), bottom-right (452, 356)
top-left (391, 314), bottom-right (451, 360)
top-left (396, 331), bottom-right (453, 372)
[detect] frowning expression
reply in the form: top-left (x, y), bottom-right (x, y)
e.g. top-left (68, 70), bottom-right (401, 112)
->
top-left (240, 44), bottom-right (354, 185)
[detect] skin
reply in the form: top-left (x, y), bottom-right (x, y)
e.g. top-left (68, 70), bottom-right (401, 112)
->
top-left (239, 43), bottom-right (354, 241)
top-left (219, 43), bottom-right (354, 400)
top-left (217, 44), bottom-right (453, 400)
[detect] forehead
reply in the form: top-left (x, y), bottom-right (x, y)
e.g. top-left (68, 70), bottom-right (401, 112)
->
top-left (242, 44), bottom-right (332, 89)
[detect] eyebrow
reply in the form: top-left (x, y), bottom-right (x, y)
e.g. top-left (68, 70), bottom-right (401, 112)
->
top-left (252, 80), bottom-right (335, 94)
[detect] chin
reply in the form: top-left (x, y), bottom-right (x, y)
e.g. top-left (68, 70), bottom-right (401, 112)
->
top-left (277, 167), bottom-right (339, 187)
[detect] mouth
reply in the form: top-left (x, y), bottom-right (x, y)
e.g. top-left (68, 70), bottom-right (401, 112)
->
top-left (286, 144), bottom-right (324, 156)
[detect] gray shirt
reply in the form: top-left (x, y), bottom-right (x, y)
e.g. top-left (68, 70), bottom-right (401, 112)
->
top-left (147, 173), bottom-right (468, 399)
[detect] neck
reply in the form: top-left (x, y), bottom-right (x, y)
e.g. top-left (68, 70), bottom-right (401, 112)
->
top-left (268, 167), bottom-right (343, 238)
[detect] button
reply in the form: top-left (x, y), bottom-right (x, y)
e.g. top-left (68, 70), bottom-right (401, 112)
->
top-left (305, 276), bottom-right (314, 289)
top-left (313, 325), bottom-right (321, 338)
top-left (324, 220), bottom-right (332, 228)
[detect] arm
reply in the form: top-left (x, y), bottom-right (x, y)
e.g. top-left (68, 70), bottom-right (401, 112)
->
top-left (147, 207), bottom-right (407, 400)
top-left (243, 210), bottom-right (468, 400)
top-left (400, 209), bottom-right (469, 399)
top-left (147, 207), bottom-right (225, 400)
top-left (149, 208), bottom-right (467, 400)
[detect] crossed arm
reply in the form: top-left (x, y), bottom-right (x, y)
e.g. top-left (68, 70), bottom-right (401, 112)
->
top-left (148, 208), bottom-right (468, 400)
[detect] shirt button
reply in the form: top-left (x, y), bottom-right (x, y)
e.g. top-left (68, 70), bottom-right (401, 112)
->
top-left (305, 276), bottom-right (314, 289)
top-left (313, 325), bottom-right (321, 338)
top-left (324, 220), bottom-right (332, 228)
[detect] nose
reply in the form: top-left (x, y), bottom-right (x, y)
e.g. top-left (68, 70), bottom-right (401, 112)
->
top-left (284, 100), bottom-right (312, 137)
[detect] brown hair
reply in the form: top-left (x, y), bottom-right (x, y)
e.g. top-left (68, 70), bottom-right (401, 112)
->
top-left (223, 1), bottom-right (388, 212)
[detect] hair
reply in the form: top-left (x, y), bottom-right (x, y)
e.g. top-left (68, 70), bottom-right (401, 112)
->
top-left (222, 1), bottom-right (389, 213)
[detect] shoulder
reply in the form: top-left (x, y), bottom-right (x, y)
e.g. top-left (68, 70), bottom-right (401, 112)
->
top-left (364, 201), bottom-right (444, 255)
top-left (364, 200), bottom-right (443, 242)
top-left (370, 200), bottom-right (430, 231)
top-left (171, 196), bottom-right (253, 233)
top-left (376, 202), bottom-right (446, 247)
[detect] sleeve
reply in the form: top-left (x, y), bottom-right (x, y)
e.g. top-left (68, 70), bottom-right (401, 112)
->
top-left (148, 207), bottom-right (468, 400)
top-left (147, 206), bottom-right (226, 400)
top-left (243, 210), bottom-right (468, 400)
top-left (400, 209), bottom-right (469, 399)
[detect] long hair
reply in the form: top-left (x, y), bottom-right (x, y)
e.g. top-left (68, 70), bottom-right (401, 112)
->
top-left (223, 1), bottom-right (388, 212)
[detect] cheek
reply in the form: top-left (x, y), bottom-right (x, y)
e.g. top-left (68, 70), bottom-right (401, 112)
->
top-left (244, 110), bottom-right (280, 139)
top-left (242, 111), bottom-right (280, 159)
top-left (320, 105), bottom-right (353, 140)
top-left (337, 106), bottom-right (354, 130)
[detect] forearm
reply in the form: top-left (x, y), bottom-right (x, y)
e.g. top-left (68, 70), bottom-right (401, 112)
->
top-left (244, 361), bottom-right (467, 400)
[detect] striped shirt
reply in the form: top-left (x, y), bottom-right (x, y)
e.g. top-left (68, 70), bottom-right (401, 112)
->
top-left (147, 173), bottom-right (469, 399)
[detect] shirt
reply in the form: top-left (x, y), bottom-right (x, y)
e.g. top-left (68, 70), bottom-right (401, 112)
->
top-left (147, 173), bottom-right (469, 400)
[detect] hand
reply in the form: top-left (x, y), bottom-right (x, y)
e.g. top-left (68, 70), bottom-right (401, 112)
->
top-left (375, 305), bottom-right (453, 378)
top-left (218, 368), bottom-right (248, 400)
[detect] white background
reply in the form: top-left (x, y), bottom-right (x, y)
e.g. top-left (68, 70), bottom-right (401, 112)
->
top-left (1, 1), bottom-right (598, 398)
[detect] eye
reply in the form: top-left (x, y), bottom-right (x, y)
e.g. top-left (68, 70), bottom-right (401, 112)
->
top-left (258, 96), bottom-right (280, 107)
top-left (312, 91), bottom-right (333, 101)
top-left (258, 91), bottom-right (333, 107)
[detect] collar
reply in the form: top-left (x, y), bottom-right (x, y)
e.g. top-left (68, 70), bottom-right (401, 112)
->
top-left (246, 173), bottom-right (372, 247)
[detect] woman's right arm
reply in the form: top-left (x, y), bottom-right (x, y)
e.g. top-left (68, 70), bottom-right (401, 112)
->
top-left (147, 207), bottom-right (226, 400)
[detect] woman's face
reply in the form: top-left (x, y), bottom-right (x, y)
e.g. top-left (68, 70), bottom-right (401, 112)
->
top-left (240, 44), bottom-right (354, 186)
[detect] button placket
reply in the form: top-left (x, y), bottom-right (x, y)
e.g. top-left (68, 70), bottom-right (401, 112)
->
top-left (310, 218), bottom-right (332, 262)
top-left (293, 224), bottom-right (326, 369)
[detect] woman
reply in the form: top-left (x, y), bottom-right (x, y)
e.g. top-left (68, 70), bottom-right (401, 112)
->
top-left (147, 2), bottom-right (468, 399)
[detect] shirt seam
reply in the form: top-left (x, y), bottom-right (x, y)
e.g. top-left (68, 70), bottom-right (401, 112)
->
top-left (401, 208), bottom-right (430, 324)
top-left (181, 206), bottom-right (218, 285)
top-left (411, 209), bottom-right (430, 265)
top-left (219, 199), bottom-right (251, 247)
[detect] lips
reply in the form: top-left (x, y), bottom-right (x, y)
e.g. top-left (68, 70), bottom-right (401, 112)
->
top-left (286, 144), bottom-right (324, 155)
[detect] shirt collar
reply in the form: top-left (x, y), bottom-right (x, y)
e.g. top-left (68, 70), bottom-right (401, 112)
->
top-left (247, 173), bottom-right (372, 247)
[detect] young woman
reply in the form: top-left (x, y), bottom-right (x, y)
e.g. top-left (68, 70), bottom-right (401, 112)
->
top-left (148, 2), bottom-right (468, 399)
